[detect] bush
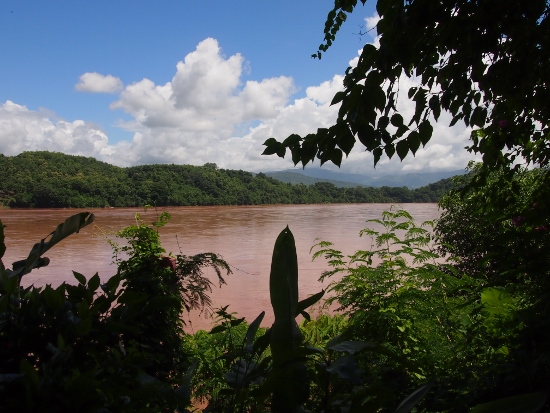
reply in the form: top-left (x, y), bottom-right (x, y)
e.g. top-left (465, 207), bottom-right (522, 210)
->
top-left (0, 211), bottom-right (230, 412)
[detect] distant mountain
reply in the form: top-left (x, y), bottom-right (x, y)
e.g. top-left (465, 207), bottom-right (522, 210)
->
top-left (263, 171), bottom-right (363, 188)
top-left (264, 169), bottom-right (466, 189)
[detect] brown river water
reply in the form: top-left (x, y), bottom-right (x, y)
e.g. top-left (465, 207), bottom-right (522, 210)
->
top-left (0, 203), bottom-right (440, 331)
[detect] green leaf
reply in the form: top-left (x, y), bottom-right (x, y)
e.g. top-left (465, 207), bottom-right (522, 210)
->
top-left (336, 125), bottom-right (356, 155)
top-left (373, 147), bottom-right (383, 166)
top-left (103, 273), bottom-right (121, 295)
top-left (376, 0), bottom-right (393, 16)
top-left (262, 141), bottom-right (284, 156)
top-left (299, 310), bottom-right (311, 321)
top-left (291, 146), bottom-right (302, 165)
top-left (209, 325), bottom-right (227, 335)
top-left (73, 271), bottom-right (86, 285)
top-left (396, 124), bottom-right (409, 138)
top-left (357, 122), bottom-right (376, 149)
top-left (92, 295), bottom-right (112, 313)
top-left (450, 113), bottom-right (463, 127)
top-left (301, 137), bottom-right (318, 165)
top-left (385, 143), bottom-right (396, 158)
top-left (470, 106), bottom-right (488, 128)
top-left (270, 227), bottom-right (300, 353)
top-left (253, 328), bottom-right (271, 354)
top-left (391, 113), bottom-right (404, 127)
top-left (396, 139), bottom-right (409, 160)
top-left (408, 132), bottom-right (421, 155)
top-left (146, 295), bottom-right (180, 311)
top-left (418, 120), bottom-right (433, 146)
top-left (245, 311), bottom-right (265, 353)
top-left (42, 285), bottom-right (63, 310)
top-left (378, 116), bottom-right (390, 130)
top-left (394, 381), bottom-right (433, 413)
top-left (282, 134), bottom-right (302, 146)
top-left (20, 359), bottom-right (40, 392)
top-left (330, 148), bottom-right (343, 166)
top-left (481, 287), bottom-right (515, 318)
top-left (0, 294), bottom-right (9, 312)
top-left (230, 317), bottom-right (245, 327)
top-left (429, 95), bottom-right (441, 121)
top-left (11, 212), bottom-right (94, 280)
top-left (137, 373), bottom-right (173, 394)
top-left (175, 359), bottom-right (199, 404)
top-left (226, 359), bottom-right (259, 388)
top-left (326, 355), bottom-right (362, 384)
top-left (87, 273), bottom-right (100, 292)
top-left (296, 290), bottom-right (325, 317)
top-left (331, 91), bottom-right (346, 105)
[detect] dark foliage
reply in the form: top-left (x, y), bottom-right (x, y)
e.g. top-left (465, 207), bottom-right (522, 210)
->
top-left (0, 151), bottom-right (454, 208)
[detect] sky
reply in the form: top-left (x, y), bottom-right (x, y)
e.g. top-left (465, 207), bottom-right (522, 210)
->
top-left (0, 0), bottom-right (478, 176)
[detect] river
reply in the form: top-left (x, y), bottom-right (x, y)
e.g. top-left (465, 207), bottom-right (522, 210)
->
top-left (0, 203), bottom-right (440, 331)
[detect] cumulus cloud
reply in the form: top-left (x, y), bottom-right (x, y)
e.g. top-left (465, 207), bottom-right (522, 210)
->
top-left (1, 33), bottom-right (478, 175)
top-left (305, 75), bottom-right (345, 105)
top-left (0, 100), bottom-right (113, 157)
top-left (75, 72), bottom-right (123, 93)
top-left (365, 13), bottom-right (380, 32)
top-left (107, 38), bottom-right (299, 167)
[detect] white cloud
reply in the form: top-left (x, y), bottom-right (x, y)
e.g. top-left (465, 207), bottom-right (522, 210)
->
top-left (0, 100), bottom-right (112, 157)
top-left (365, 13), bottom-right (380, 32)
top-left (75, 72), bottom-right (123, 93)
top-left (305, 75), bottom-right (345, 105)
top-left (107, 38), bottom-right (299, 168)
top-left (1, 33), bottom-right (478, 175)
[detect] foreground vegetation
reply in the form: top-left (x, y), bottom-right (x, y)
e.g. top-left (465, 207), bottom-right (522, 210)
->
top-left (0, 151), bottom-right (453, 208)
top-left (1, 0), bottom-right (549, 410)
top-left (1, 164), bottom-right (548, 412)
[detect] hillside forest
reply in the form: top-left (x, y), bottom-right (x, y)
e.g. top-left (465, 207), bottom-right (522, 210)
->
top-left (0, 152), bottom-right (454, 208)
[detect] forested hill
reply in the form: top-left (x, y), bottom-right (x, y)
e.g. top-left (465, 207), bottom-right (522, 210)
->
top-left (0, 152), bottom-right (456, 208)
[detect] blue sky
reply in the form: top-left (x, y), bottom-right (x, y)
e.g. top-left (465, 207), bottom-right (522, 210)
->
top-left (0, 1), bottom-right (476, 175)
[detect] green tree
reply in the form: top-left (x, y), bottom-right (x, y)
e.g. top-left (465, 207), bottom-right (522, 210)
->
top-left (435, 165), bottom-right (550, 405)
top-left (263, 0), bottom-right (549, 178)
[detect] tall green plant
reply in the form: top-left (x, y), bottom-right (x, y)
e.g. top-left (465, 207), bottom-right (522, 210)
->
top-left (267, 226), bottom-right (311, 412)
top-left (186, 226), bottom-right (326, 412)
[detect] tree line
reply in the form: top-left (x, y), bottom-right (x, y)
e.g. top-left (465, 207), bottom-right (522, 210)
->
top-left (0, 151), bottom-right (454, 208)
